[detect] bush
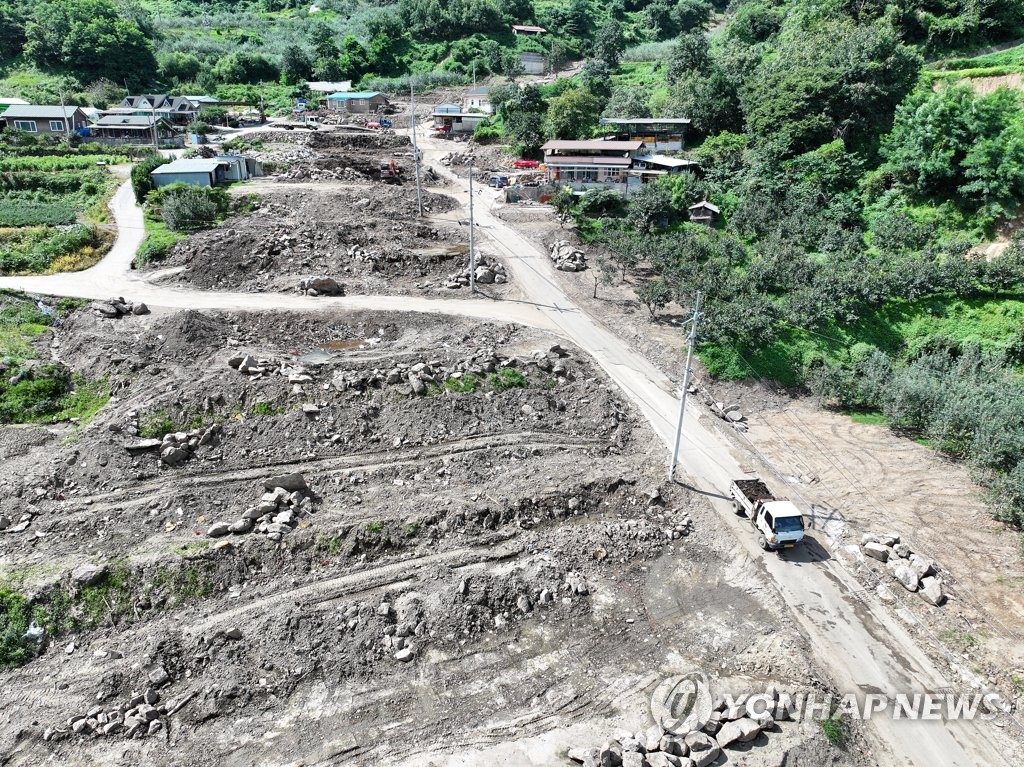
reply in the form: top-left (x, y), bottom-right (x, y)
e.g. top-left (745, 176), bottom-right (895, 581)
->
top-left (135, 222), bottom-right (184, 267)
top-left (490, 369), bottom-right (528, 391)
top-left (131, 156), bottom-right (170, 204)
top-left (160, 187), bottom-right (221, 232)
top-left (472, 124), bottom-right (503, 144)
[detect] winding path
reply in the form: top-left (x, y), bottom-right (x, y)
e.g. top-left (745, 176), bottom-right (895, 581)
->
top-left (0, 133), bottom-right (1014, 766)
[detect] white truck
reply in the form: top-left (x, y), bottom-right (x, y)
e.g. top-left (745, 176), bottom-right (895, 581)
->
top-left (729, 478), bottom-right (805, 551)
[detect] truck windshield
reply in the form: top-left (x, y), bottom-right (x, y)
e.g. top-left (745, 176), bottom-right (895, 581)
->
top-left (774, 516), bottom-right (804, 533)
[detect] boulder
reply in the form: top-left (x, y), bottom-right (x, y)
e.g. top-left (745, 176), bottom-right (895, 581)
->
top-left (716, 717), bottom-right (761, 748)
top-left (263, 473), bottom-right (310, 495)
top-left (621, 753), bottom-right (644, 767)
top-left (908, 553), bottom-right (935, 579)
top-left (891, 563), bottom-right (920, 592)
top-left (646, 755), bottom-right (685, 767)
top-left (131, 303), bottom-right (150, 315)
top-left (682, 732), bottom-right (719, 767)
top-left (229, 518), bottom-right (254, 535)
top-left (207, 522), bottom-right (231, 538)
top-left (568, 747), bottom-right (601, 764)
top-left (394, 647), bottom-right (415, 662)
top-left (301, 276), bottom-right (344, 295)
top-left (71, 563), bottom-right (108, 587)
top-left (409, 373), bottom-right (426, 396)
top-left (643, 725), bottom-right (664, 752)
top-left (919, 576), bottom-right (947, 606)
top-left (91, 302), bottom-right (120, 318)
top-left (863, 541), bottom-right (890, 562)
top-left (659, 735), bottom-right (687, 756)
top-left (876, 532), bottom-right (900, 547)
top-left (125, 438), bottom-right (162, 453)
top-left (893, 542), bottom-right (912, 558)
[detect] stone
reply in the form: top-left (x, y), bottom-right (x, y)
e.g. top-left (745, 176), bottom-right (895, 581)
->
top-left (72, 718), bottom-right (91, 734)
top-left (125, 438), bottom-right (162, 453)
top-left (302, 403), bottom-right (320, 415)
top-left (876, 532), bottom-right (900, 547)
top-left (227, 354), bottom-right (245, 369)
top-left (302, 276), bottom-right (344, 296)
top-left (207, 522), bottom-right (231, 538)
top-left (908, 553), bottom-right (935, 579)
top-left (395, 647), bottom-right (415, 662)
top-left (263, 473), bottom-right (310, 495)
top-left (148, 666), bottom-right (170, 687)
top-left (646, 755), bottom-right (683, 767)
top-left (893, 542), bottom-right (912, 558)
top-left (143, 688), bottom-right (160, 705)
top-left (621, 753), bottom-right (644, 767)
top-left (71, 563), bottom-right (108, 586)
top-left (644, 725), bottom-right (664, 752)
top-left (91, 302), bottom-right (120, 318)
top-left (863, 541), bottom-right (890, 562)
top-left (131, 303), bottom-right (150, 315)
top-left (229, 518), bottom-right (254, 534)
top-left (919, 576), bottom-right (947, 606)
top-left (891, 563), bottom-right (920, 592)
top-left (620, 737), bottom-right (643, 752)
top-left (568, 747), bottom-right (600, 764)
top-left (682, 732), bottom-right (719, 767)
top-left (716, 717), bottom-right (761, 747)
top-left (102, 720), bottom-right (123, 735)
top-left (659, 735), bottom-right (687, 756)
top-left (409, 373), bottom-right (426, 396)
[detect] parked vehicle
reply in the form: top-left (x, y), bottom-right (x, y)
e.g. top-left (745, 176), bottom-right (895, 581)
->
top-left (729, 478), bottom-right (805, 551)
top-left (513, 159), bottom-right (540, 169)
top-left (488, 174), bottom-right (509, 188)
top-left (279, 114), bottom-right (319, 130)
top-left (365, 118), bottom-right (392, 130)
top-left (434, 123), bottom-right (452, 134)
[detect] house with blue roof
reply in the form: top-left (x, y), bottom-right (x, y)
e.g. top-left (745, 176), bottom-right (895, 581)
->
top-left (325, 91), bottom-right (389, 114)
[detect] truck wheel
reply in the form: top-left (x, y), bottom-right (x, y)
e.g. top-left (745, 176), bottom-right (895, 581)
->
top-left (757, 534), bottom-right (770, 551)
top-left (732, 501), bottom-right (744, 516)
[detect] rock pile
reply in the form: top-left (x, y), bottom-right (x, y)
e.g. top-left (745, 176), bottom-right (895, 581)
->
top-left (571, 692), bottom-right (783, 767)
top-left (228, 353), bottom-right (314, 383)
top-left (89, 297), bottom-right (150, 318)
top-left (330, 344), bottom-right (573, 396)
top-left (550, 240), bottom-right (588, 272)
top-left (861, 532), bottom-right (947, 606)
top-left (207, 473), bottom-right (315, 542)
top-left (62, 667), bottom-right (173, 740)
top-left (298, 276), bottom-right (345, 296)
top-left (443, 254), bottom-right (508, 289)
top-left (123, 423), bottom-right (222, 467)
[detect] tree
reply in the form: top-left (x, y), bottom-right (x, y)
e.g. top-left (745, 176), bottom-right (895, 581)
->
top-left (627, 182), bottom-right (675, 233)
top-left (24, 0), bottom-right (157, 89)
top-left (593, 255), bottom-right (618, 298)
top-left (281, 45), bottom-right (312, 86)
top-left (579, 59), bottom-right (613, 103)
top-left (603, 86), bottom-right (651, 119)
top-left (159, 52), bottom-right (203, 85)
top-left (665, 67), bottom-right (741, 134)
top-left (161, 186), bottom-right (221, 232)
top-left (637, 278), bottom-right (672, 318)
top-left (545, 88), bottom-right (601, 140)
top-left (131, 156), bottom-right (170, 204)
top-left (212, 52), bottom-right (281, 85)
top-left (0, 2), bottom-right (28, 59)
top-left (501, 49), bottom-right (525, 79)
top-left (666, 31), bottom-right (710, 85)
top-left (551, 185), bottom-right (575, 226)
top-left (593, 19), bottom-right (625, 67)
top-left (672, 0), bottom-right (712, 32)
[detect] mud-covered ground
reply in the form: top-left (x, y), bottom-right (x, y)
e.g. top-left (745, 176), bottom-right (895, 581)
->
top-left (0, 304), bottom-right (857, 766)
top-left (145, 130), bottom-right (511, 297)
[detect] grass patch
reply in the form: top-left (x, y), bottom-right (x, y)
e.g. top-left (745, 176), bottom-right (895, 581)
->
top-left (251, 401), bottom-right (283, 416)
top-left (0, 224), bottom-right (108, 275)
top-left (941, 628), bottom-right (981, 651)
top-left (490, 368), bottom-right (529, 392)
top-left (444, 374), bottom-right (482, 393)
top-left (134, 218), bottom-right (184, 267)
top-left (365, 522), bottom-right (382, 535)
top-left (821, 715), bottom-right (847, 747)
top-left (138, 410), bottom-right (177, 438)
top-left (843, 409), bottom-right (889, 426)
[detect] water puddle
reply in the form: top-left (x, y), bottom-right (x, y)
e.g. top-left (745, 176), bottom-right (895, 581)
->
top-left (299, 338), bottom-right (378, 364)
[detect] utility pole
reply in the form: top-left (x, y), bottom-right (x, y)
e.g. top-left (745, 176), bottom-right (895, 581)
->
top-left (409, 81), bottom-right (424, 217)
top-left (468, 157), bottom-right (476, 293)
top-left (668, 291), bottom-right (702, 482)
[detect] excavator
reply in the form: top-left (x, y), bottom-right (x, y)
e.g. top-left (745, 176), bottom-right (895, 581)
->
top-left (379, 159), bottom-right (401, 184)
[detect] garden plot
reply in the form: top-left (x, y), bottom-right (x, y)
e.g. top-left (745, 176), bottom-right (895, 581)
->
top-left (0, 304), bottom-right (852, 767)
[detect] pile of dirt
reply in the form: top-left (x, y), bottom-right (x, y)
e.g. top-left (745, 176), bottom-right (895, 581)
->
top-left (148, 185), bottom-right (498, 296)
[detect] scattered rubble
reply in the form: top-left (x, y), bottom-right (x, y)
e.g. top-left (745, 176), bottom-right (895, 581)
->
top-left (860, 532), bottom-right (947, 605)
top-left (208, 473), bottom-right (315, 541)
top-left (443, 254), bottom-right (508, 289)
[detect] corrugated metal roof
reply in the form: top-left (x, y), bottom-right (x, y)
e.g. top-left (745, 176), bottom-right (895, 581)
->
top-left (1, 105), bottom-right (84, 119)
top-left (542, 140), bottom-right (645, 152)
top-left (151, 159), bottom-right (229, 175)
top-left (512, 24), bottom-right (547, 32)
top-left (599, 118), bottom-right (692, 126)
top-left (327, 91), bottom-right (383, 100)
top-left (95, 115), bottom-right (158, 127)
top-left (545, 156), bottom-right (632, 167)
top-left (689, 200), bottom-right (720, 213)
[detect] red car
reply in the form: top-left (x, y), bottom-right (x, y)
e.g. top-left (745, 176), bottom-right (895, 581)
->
top-left (513, 159), bottom-right (540, 169)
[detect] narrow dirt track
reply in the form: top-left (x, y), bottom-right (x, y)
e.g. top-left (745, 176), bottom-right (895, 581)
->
top-left (0, 127), bottom-right (1016, 766)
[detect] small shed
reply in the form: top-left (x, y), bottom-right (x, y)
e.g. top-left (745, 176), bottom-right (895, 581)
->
top-left (512, 24), bottom-right (547, 35)
top-left (326, 91), bottom-right (389, 114)
top-left (688, 200), bottom-right (719, 226)
top-left (151, 158), bottom-right (230, 189)
top-left (519, 52), bottom-right (547, 75)
top-left (432, 106), bottom-right (486, 134)
top-left (213, 155), bottom-right (262, 182)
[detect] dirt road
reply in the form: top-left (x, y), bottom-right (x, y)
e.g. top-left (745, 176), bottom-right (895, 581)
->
top-left (0, 137), bottom-right (1016, 766)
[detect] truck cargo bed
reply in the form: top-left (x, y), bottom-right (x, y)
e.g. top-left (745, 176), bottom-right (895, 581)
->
top-left (733, 479), bottom-right (774, 502)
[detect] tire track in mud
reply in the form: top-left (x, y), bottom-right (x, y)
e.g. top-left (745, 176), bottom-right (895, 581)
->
top-left (72, 431), bottom-right (603, 513)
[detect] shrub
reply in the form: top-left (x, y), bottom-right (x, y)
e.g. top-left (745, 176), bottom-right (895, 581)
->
top-left (490, 369), bottom-right (528, 391)
top-left (161, 187), bottom-right (219, 232)
top-left (135, 222), bottom-right (184, 267)
top-left (131, 156), bottom-right (170, 204)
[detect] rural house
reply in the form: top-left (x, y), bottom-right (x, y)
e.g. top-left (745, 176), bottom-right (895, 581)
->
top-left (465, 86), bottom-right (492, 114)
top-left (432, 104), bottom-right (487, 134)
top-left (688, 200), bottom-right (719, 226)
top-left (0, 105), bottom-right (89, 136)
top-left (636, 155), bottom-right (701, 177)
top-left (326, 91), bottom-right (389, 114)
top-left (115, 95), bottom-right (198, 125)
top-left (541, 140), bottom-right (651, 194)
top-left (511, 24), bottom-right (547, 35)
top-left (89, 115), bottom-right (180, 146)
top-left (598, 117), bottom-right (691, 151)
top-left (151, 158), bottom-right (232, 188)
